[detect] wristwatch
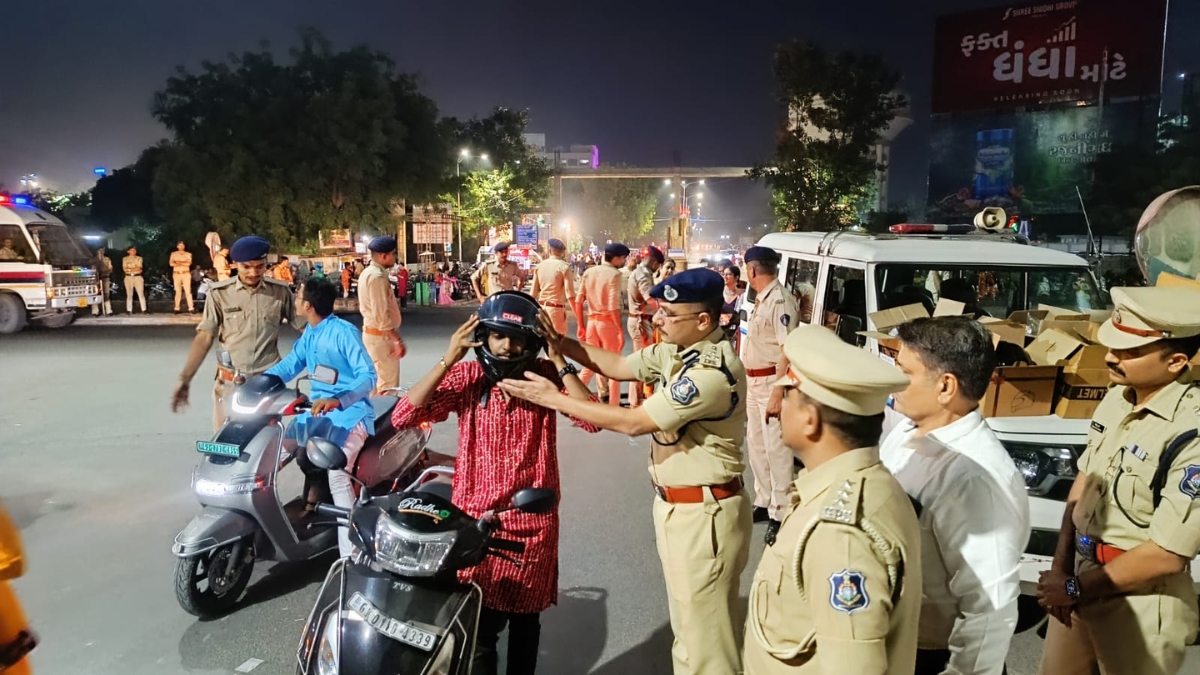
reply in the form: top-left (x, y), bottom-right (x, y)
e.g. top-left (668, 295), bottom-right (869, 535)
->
top-left (1064, 576), bottom-right (1082, 601)
top-left (558, 363), bottom-right (579, 378)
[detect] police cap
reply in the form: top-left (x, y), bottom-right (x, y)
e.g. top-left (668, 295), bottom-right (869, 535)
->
top-left (650, 268), bottom-right (723, 304)
top-left (775, 324), bottom-right (910, 416)
top-left (548, 238), bottom-right (566, 251)
top-left (228, 236), bottom-right (270, 263)
top-left (493, 241), bottom-right (511, 252)
top-left (1097, 286), bottom-right (1200, 350)
top-left (743, 246), bottom-right (781, 264)
top-left (643, 246), bottom-right (665, 264)
top-left (605, 243), bottom-right (630, 258)
top-left (367, 235), bottom-right (397, 253)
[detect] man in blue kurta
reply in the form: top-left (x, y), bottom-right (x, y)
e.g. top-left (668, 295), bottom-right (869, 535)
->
top-left (266, 277), bottom-right (377, 557)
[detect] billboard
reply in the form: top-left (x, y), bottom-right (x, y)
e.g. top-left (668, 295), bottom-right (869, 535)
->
top-left (412, 204), bottom-right (453, 245)
top-left (932, 0), bottom-right (1167, 114)
top-left (927, 100), bottom-right (1157, 218)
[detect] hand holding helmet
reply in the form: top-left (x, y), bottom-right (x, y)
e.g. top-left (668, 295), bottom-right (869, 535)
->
top-left (443, 316), bottom-right (483, 367)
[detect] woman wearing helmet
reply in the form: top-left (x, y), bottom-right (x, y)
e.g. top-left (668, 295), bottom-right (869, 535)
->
top-left (388, 291), bottom-right (599, 675)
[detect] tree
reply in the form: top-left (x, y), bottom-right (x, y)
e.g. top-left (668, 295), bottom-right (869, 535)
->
top-left (91, 146), bottom-right (163, 231)
top-left (749, 41), bottom-right (904, 231)
top-left (150, 29), bottom-right (449, 250)
top-left (566, 170), bottom-right (659, 244)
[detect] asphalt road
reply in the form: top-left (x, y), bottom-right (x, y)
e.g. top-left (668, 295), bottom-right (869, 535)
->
top-left (1, 307), bottom-right (1195, 674)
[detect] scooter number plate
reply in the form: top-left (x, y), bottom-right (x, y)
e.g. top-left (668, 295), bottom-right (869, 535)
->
top-left (196, 441), bottom-right (241, 457)
top-left (348, 592), bottom-right (437, 652)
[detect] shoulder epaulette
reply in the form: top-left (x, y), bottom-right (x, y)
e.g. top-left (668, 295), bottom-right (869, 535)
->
top-left (820, 476), bottom-right (863, 525)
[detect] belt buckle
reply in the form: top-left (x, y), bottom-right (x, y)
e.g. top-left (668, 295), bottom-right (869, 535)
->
top-left (1075, 534), bottom-right (1097, 562)
top-left (653, 484), bottom-right (668, 502)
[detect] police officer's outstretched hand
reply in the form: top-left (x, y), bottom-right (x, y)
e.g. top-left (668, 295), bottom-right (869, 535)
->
top-left (538, 310), bottom-right (566, 353)
top-left (171, 382), bottom-right (190, 413)
top-left (444, 316), bottom-right (483, 366)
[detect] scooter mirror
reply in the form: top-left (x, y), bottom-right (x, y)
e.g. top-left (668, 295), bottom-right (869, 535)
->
top-left (306, 437), bottom-right (347, 471)
top-left (511, 488), bottom-right (557, 515)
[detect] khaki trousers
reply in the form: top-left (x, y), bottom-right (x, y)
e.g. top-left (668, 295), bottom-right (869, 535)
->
top-left (653, 489), bottom-right (752, 675)
top-left (173, 271), bottom-right (194, 311)
top-left (1039, 566), bottom-right (1198, 675)
top-left (627, 317), bottom-right (654, 406)
top-left (745, 376), bottom-right (796, 520)
top-left (212, 379), bottom-right (230, 433)
top-left (363, 332), bottom-right (400, 395)
top-left (545, 306), bottom-right (569, 336)
top-left (581, 317), bottom-right (623, 404)
top-left (125, 276), bottom-right (145, 312)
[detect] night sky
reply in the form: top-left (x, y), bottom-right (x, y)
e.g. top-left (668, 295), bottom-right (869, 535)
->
top-left (1, 0), bottom-right (1195, 234)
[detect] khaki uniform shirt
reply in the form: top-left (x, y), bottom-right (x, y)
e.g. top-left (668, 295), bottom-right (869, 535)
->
top-left (628, 263), bottom-right (657, 317)
top-left (1074, 374), bottom-right (1200, 572)
top-left (744, 446), bottom-right (923, 675)
top-left (472, 259), bottom-right (523, 296)
top-left (358, 262), bottom-right (401, 332)
top-left (532, 257), bottom-right (572, 307)
top-left (626, 329), bottom-right (748, 486)
top-left (215, 253), bottom-right (231, 280)
top-left (744, 279), bottom-right (800, 371)
top-left (123, 255), bottom-right (143, 276)
top-left (170, 250), bottom-right (193, 274)
top-left (578, 263), bottom-right (623, 317)
top-left (197, 276), bottom-right (298, 374)
top-left (96, 256), bottom-right (113, 280)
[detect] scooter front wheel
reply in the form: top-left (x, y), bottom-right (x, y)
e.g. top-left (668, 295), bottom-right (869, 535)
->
top-left (173, 539), bottom-right (255, 618)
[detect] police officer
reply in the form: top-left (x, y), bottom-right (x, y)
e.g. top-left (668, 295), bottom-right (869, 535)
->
top-left (742, 245), bottom-right (801, 544)
top-left (627, 246), bottom-right (665, 407)
top-left (1037, 286), bottom-right (1200, 675)
top-left (359, 236), bottom-right (406, 394)
top-left (471, 241), bottom-right (524, 301)
top-left (743, 324), bottom-right (921, 675)
top-left (91, 246), bottom-right (113, 316)
top-left (214, 247), bottom-right (232, 281)
top-left (530, 238), bottom-right (577, 336)
top-left (500, 268), bottom-right (751, 675)
top-left (170, 241), bottom-right (195, 314)
top-left (575, 242), bottom-right (629, 405)
top-left (123, 246), bottom-right (146, 314)
top-left (171, 236), bottom-right (301, 431)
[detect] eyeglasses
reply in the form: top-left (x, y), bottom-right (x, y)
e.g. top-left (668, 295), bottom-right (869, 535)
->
top-left (654, 307), bottom-right (703, 321)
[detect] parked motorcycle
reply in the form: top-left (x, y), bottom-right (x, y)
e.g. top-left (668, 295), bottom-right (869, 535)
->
top-left (294, 440), bottom-right (555, 675)
top-left (171, 365), bottom-right (433, 619)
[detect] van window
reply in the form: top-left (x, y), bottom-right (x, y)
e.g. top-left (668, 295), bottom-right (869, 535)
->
top-left (822, 265), bottom-right (867, 345)
top-left (0, 224), bottom-right (32, 262)
top-left (874, 264), bottom-right (1105, 318)
top-left (783, 257), bottom-right (820, 324)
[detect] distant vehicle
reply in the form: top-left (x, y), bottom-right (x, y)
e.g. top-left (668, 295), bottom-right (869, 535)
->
top-left (0, 195), bottom-right (100, 334)
top-left (704, 249), bottom-right (741, 266)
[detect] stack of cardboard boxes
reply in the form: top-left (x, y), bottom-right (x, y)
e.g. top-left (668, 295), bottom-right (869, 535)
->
top-left (861, 272), bottom-right (1200, 419)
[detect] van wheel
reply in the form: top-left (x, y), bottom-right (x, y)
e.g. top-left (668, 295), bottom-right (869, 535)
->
top-left (1015, 595), bottom-right (1047, 634)
top-left (34, 311), bottom-right (75, 329)
top-left (0, 294), bottom-right (27, 334)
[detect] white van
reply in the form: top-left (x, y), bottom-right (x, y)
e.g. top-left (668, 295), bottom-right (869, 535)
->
top-left (0, 197), bottom-right (100, 333)
top-left (740, 228), bottom-right (1200, 632)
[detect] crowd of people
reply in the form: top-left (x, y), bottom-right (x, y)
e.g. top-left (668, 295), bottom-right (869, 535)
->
top-left (142, 230), bottom-right (1200, 675)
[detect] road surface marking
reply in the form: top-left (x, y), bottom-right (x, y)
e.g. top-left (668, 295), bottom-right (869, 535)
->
top-left (235, 658), bottom-right (264, 672)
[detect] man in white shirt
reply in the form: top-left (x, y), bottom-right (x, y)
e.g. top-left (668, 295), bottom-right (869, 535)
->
top-left (879, 316), bottom-right (1031, 675)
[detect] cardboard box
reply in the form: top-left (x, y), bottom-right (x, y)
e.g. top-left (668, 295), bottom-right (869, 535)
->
top-left (980, 364), bottom-right (1060, 418)
top-left (858, 303), bottom-right (930, 358)
top-left (979, 317), bottom-right (1029, 349)
top-left (1026, 328), bottom-right (1112, 419)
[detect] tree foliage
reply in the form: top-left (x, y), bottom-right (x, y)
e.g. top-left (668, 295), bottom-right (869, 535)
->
top-left (150, 29), bottom-right (448, 249)
top-left (91, 146), bottom-right (162, 231)
top-left (566, 169), bottom-right (659, 245)
top-left (1088, 117), bottom-right (1200, 239)
top-left (749, 41), bottom-right (904, 231)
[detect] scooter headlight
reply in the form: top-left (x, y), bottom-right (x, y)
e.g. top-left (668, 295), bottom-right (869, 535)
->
top-left (316, 614), bottom-right (339, 675)
top-left (374, 513), bottom-right (457, 577)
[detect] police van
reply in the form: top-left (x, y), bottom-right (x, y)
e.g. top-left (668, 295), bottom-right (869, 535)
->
top-left (738, 221), bottom-right (1200, 632)
top-left (0, 195), bottom-right (100, 334)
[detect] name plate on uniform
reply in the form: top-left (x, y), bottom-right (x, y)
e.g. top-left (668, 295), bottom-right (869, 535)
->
top-left (196, 441), bottom-right (241, 457)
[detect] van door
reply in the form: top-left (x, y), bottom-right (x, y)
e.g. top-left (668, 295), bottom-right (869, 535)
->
top-left (819, 260), bottom-right (868, 345)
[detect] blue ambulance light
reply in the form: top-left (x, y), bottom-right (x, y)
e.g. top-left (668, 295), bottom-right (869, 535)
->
top-left (94, 167), bottom-right (108, 175)
top-left (12, 196), bottom-right (30, 205)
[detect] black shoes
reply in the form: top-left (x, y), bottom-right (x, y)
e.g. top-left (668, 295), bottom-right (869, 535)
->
top-left (765, 519), bottom-right (782, 546)
top-left (753, 507), bottom-right (769, 524)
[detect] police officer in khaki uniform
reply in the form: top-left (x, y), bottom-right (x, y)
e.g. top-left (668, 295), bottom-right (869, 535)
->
top-left (1037, 285), bottom-right (1200, 675)
top-left (742, 245), bottom-right (801, 544)
top-left (123, 246), bottom-right (146, 313)
top-left (170, 241), bottom-right (195, 313)
top-left (744, 324), bottom-right (921, 675)
top-left (214, 247), bottom-right (231, 281)
top-left (359, 236), bottom-right (406, 394)
top-left (627, 246), bottom-right (665, 407)
top-left (171, 236), bottom-right (301, 431)
top-left (471, 241), bottom-right (524, 301)
top-left (530, 238), bottom-right (577, 336)
top-left (91, 246), bottom-right (113, 316)
top-left (500, 268), bottom-right (751, 675)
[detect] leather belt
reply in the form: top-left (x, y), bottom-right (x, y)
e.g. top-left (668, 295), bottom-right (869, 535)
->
top-left (126, 273), bottom-right (142, 277)
top-left (747, 367), bottom-right (778, 378)
top-left (653, 477), bottom-right (744, 504)
top-left (363, 327), bottom-right (397, 338)
top-left (216, 364), bottom-right (237, 383)
top-left (1076, 534), bottom-right (1126, 564)
top-left (542, 301), bottom-right (565, 308)
top-left (589, 312), bottom-right (620, 321)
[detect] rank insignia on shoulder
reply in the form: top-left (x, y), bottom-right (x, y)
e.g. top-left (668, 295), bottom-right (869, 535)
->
top-left (1181, 465), bottom-right (1200, 500)
top-left (700, 345), bottom-right (723, 368)
top-left (820, 477), bottom-right (861, 525)
top-left (829, 569), bottom-right (869, 614)
top-left (671, 376), bottom-right (699, 405)
top-left (1091, 421), bottom-right (1106, 434)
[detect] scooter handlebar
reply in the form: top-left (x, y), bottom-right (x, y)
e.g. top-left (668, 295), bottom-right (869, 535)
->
top-left (315, 503), bottom-right (350, 519)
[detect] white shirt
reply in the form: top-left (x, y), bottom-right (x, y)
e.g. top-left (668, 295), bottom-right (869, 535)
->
top-left (879, 410), bottom-right (1030, 675)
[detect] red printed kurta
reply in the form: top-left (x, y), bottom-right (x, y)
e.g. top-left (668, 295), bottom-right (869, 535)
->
top-left (389, 359), bottom-right (598, 613)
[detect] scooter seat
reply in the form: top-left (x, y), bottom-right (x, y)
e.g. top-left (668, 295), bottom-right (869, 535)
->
top-left (371, 396), bottom-right (399, 436)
